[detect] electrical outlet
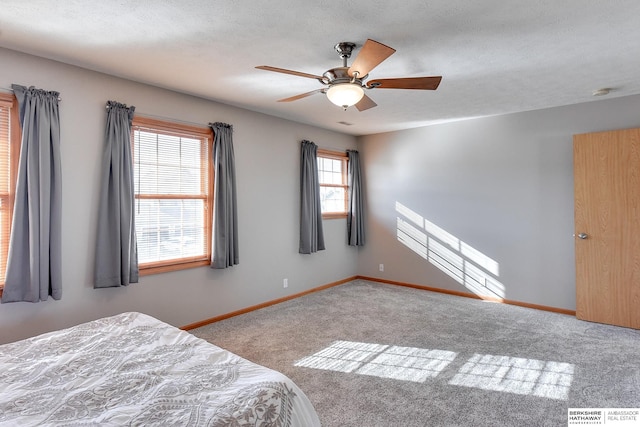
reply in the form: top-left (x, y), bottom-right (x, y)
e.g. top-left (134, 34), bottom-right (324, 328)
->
top-left (283, 278), bottom-right (288, 288)
top-left (379, 264), bottom-right (384, 272)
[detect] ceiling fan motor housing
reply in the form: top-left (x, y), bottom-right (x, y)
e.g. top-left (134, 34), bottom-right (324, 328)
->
top-left (322, 67), bottom-right (365, 86)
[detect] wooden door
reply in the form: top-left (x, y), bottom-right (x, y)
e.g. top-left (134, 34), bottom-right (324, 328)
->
top-left (574, 128), bottom-right (640, 329)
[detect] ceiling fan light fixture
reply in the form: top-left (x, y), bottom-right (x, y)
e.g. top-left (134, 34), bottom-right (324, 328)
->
top-left (326, 83), bottom-right (364, 109)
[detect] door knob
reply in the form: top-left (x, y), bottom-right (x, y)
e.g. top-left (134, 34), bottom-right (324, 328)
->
top-left (576, 233), bottom-right (588, 240)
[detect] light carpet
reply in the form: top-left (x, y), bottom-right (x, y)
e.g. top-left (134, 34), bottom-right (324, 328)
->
top-left (190, 280), bottom-right (640, 426)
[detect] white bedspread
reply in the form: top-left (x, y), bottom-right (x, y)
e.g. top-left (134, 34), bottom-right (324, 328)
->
top-left (0, 312), bottom-right (321, 426)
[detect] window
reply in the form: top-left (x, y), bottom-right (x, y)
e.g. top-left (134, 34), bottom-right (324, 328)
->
top-left (0, 93), bottom-right (20, 293)
top-left (317, 149), bottom-right (348, 218)
top-left (131, 117), bottom-right (213, 274)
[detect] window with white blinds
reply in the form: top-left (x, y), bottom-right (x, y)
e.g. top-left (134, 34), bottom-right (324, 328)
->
top-left (0, 93), bottom-right (19, 289)
top-left (317, 149), bottom-right (348, 218)
top-left (131, 117), bottom-right (213, 273)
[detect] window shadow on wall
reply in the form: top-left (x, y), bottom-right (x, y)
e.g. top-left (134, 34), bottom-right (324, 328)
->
top-left (395, 201), bottom-right (505, 300)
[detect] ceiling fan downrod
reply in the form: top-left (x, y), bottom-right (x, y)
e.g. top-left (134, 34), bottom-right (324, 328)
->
top-left (334, 42), bottom-right (356, 67)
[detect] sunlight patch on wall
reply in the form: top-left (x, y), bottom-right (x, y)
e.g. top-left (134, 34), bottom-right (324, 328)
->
top-left (449, 353), bottom-right (574, 400)
top-left (395, 202), bottom-right (505, 299)
top-left (294, 340), bottom-right (457, 383)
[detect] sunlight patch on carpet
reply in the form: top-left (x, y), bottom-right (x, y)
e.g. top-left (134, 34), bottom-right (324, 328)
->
top-left (294, 340), bottom-right (457, 383)
top-left (296, 343), bottom-right (574, 399)
top-left (449, 353), bottom-right (574, 400)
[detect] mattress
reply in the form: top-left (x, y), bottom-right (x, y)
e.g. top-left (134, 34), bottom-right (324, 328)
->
top-left (0, 312), bottom-right (321, 426)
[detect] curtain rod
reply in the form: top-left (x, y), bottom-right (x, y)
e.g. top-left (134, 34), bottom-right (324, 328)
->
top-left (104, 102), bottom-right (211, 128)
top-left (1, 86), bottom-right (62, 102)
top-left (318, 146), bottom-right (352, 153)
top-left (130, 110), bottom-right (214, 129)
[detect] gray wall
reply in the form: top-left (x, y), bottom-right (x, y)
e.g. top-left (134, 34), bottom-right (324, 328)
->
top-left (357, 94), bottom-right (640, 311)
top-left (4, 45), bottom-right (640, 344)
top-left (0, 48), bottom-right (358, 344)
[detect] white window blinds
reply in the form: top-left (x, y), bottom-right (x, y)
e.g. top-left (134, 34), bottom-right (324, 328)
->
top-left (131, 118), bottom-right (212, 268)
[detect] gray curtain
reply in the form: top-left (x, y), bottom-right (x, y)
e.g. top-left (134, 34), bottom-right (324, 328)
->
top-left (347, 150), bottom-right (365, 246)
top-left (1, 84), bottom-right (62, 303)
top-left (94, 101), bottom-right (138, 288)
top-left (299, 140), bottom-right (325, 254)
top-left (210, 122), bottom-right (239, 269)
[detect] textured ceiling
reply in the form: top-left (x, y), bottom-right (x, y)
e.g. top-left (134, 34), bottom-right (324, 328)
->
top-left (1, 1), bottom-right (639, 136)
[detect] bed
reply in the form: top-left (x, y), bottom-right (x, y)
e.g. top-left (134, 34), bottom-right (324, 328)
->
top-left (0, 312), bottom-right (321, 426)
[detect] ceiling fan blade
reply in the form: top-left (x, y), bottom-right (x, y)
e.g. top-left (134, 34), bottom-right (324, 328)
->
top-left (366, 76), bottom-right (442, 90)
top-left (277, 89), bottom-right (325, 102)
top-left (256, 65), bottom-right (323, 80)
top-left (355, 94), bottom-right (377, 112)
top-left (348, 39), bottom-right (396, 78)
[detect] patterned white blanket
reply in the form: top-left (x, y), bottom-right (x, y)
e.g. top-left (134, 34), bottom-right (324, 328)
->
top-left (0, 312), bottom-right (321, 426)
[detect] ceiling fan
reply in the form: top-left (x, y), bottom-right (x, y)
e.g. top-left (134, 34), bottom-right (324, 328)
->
top-left (256, 39), bottom-right (442, 111)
